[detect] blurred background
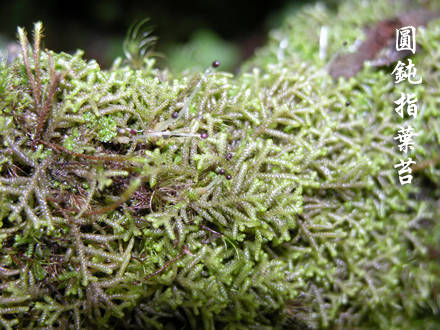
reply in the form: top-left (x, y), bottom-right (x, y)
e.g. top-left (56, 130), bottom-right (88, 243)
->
top-left (0, 0), bottom-right (339, 72)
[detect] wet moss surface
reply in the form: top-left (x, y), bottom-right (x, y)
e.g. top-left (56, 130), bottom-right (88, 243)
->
top-left (0, 0), bottom-right (440, 328)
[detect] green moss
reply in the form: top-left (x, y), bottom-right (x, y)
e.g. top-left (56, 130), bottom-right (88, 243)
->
top-left (0, 0), bottom-right (439, 329)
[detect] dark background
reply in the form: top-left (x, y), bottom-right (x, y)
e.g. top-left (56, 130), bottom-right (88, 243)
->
top-left (0, 0), bottom-right (339, 69)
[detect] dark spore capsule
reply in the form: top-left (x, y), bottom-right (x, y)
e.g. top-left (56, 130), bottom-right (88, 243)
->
top-left (226, 174), bottom-right (232, 180)
top-left (219, 168), bottom-right (225, 175)
top-left (212, 60), bottom-right (220, 68)
top-left (172, 111), bottom-right (179, 119)
top-left (200, 132), bottom-right (209, 139)
top-left (345, 101), bottom-right (351, 106)
top-left (226, 153), bottom-right (233, 160)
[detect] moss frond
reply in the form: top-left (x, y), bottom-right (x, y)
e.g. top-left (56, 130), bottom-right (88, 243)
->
top-left (1, 1), bottom-right (440, 328)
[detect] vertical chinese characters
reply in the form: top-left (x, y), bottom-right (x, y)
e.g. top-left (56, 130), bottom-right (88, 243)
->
top-left (392, 26), bottom-right (421, 185)
top-left (391, 59), bottom-right (422, 84)
top-left (394, 93), bottom-right (417, 118)
top-left (396, 26), bottom-right (416, 54)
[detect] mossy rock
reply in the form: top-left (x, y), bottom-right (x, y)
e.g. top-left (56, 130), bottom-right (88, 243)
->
top-left (0, 0), bottom-right (439, 329)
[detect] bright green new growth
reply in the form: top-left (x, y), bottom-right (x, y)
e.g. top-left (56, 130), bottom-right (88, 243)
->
top-left (0, 0), bottom-right (440, 329)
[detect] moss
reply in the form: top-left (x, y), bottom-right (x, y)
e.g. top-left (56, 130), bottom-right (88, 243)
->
top-left (0, 0), bottom-right (439, 329)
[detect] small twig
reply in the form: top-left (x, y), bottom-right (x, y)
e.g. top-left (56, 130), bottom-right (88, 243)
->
top-left (32, 53), bottom-right (63, 149)
top-left (17, 27), bottom-right (38, 111)
top-left (149, 190), bottom-right (155, 211)
top-left (144, 246), bottom-right (192, 281)
top-left (411, 156), bottom-right (440, 172)
top-left (0, 266), bottom-right (20, 276)
top-left (33, 22), bottom-right (42, 107)
top-left (38, 139), bottom-right (134, 162)
top-left (144, 253), bottom-right (183, 281)
top-left (200, 224), bottom-right (223, 240)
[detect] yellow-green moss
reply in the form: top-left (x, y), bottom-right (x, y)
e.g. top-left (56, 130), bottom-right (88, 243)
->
top-left (0, 0), bottom-right (439, 329)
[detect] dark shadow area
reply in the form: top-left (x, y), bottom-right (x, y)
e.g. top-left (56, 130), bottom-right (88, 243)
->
top-left (0, 0), bottom-right (339, 69)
